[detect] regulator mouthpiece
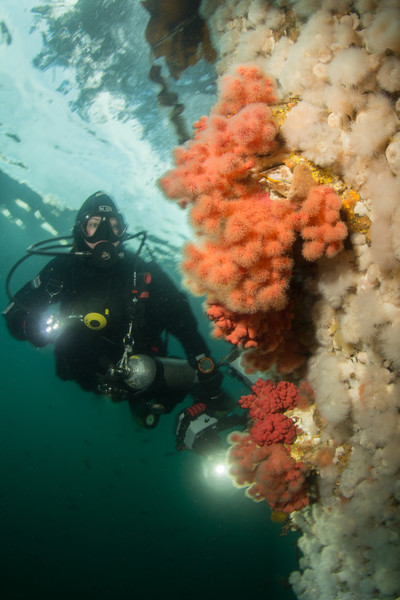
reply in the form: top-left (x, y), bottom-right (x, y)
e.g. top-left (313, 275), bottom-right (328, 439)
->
top-left (91, 241), bottom-right (120, 268)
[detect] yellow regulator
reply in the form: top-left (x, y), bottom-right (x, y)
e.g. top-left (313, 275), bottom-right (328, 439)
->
top-left (83, 308), bottom-right (109, 331)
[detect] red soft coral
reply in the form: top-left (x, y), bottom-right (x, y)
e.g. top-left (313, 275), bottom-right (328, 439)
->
top-left (240, 378), bottom-right (299, 419)
top-left (250, 413), bottom-right (297, 445)
top-left (228, 379), bottom-right (310, 513)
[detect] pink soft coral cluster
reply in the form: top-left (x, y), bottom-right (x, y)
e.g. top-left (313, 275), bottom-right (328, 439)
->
top-left (227, 432), bottom-right (309, 513)
top-left (160, 63), bottom-right (348, 373)
top-left (227, 378), bottom-right (309, 513)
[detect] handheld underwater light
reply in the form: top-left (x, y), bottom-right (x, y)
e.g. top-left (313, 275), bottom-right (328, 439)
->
top-left (43, 313), bottom-right (61, 335)
top-left (176, 409), bottom-right (246, 488)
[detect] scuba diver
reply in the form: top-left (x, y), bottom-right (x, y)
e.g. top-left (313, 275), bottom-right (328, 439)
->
top-left (3, 191), bottom-right (234, 449)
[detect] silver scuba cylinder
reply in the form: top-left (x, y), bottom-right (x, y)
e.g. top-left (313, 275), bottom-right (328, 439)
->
top-left (124, 355), bottom-right (157, 390)
top-left (159, 357), bottom-right (199, 390)
top-left (124, 354), bottom-right (198, 391)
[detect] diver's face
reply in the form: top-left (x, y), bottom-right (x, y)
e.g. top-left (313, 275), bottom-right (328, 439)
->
top-left (85, 216), bottom-right (120, 248)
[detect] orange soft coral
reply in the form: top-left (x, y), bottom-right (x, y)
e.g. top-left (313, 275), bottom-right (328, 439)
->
top-left (161, 63), bottom-right (347, 374)
top-left (206, 301), bottom-right (308, 374)
top-left (184, 192), bottom-right (297, 313)
top-left (159, 65), bottom-right (278, 206)
top-left (214, 63), bottom-right (276, 115)
top-left (298, 185), bottom-right (348, 260)
top-left (206, 301), bottom-right (293, 349)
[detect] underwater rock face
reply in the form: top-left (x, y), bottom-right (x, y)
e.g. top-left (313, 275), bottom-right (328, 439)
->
top-left (163, 1), bottom-right (400, 599)
top-left (1, 1), bottom-right (399, 599)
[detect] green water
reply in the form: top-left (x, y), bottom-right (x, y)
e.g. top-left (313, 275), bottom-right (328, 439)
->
top-left (0, 177), bottom-right (299, 600)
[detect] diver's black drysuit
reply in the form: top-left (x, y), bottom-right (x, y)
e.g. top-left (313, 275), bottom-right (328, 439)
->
top-left (3, 250), bottom-right (220, 420)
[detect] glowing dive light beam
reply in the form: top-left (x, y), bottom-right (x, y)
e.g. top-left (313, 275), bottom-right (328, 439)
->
top-left (213, 463), bottom-right (227, 477)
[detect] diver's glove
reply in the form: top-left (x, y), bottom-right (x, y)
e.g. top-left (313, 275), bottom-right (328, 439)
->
top-left (175, 402), bottom-right (218, 451)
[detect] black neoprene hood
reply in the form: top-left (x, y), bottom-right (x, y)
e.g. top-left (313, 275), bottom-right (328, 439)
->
top-left (76, 191), bottom-right (119, 224)
top-left (73, 191), bottom-right (125, 250)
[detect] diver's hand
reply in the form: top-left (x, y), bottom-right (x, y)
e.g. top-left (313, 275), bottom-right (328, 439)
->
top-left (196, 386), bottom-right (226, 411)
top-left (197, 366), bottom-right (225, 411)
top-left (175, 402), bottom-right (208, 451)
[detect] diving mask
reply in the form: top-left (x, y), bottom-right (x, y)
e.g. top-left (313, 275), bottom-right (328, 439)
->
top-left (80, 213), bottom-right (127, 244)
